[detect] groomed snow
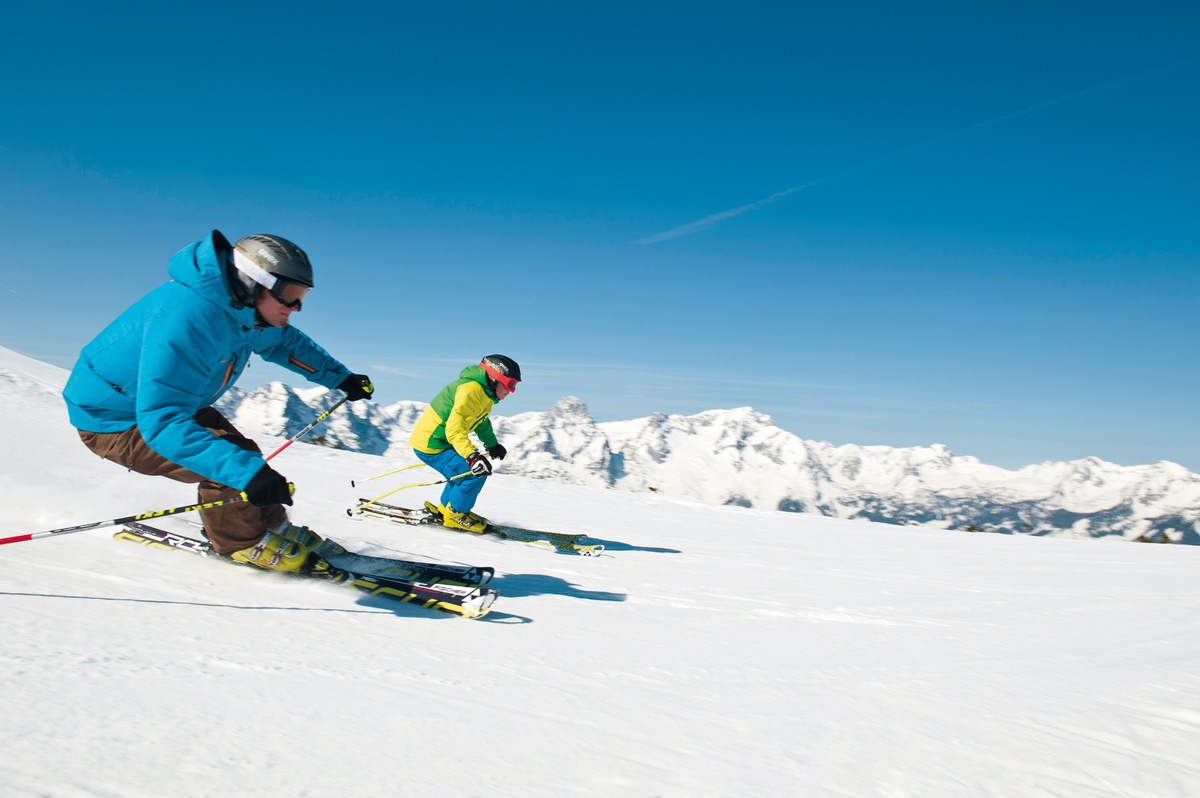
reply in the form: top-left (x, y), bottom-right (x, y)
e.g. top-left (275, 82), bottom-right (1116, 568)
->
top-left (2, 347), bottom-right (1198, 797)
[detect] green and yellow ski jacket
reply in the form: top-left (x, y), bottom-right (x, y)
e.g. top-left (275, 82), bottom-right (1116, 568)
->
top-left (409, 365), bottom-right (500, 458)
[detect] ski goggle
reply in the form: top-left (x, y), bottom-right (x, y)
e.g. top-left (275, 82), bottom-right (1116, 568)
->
top-left (233, 247), bottom-right (311, 310)
top-left (267, 279), bottom-right (310, 310)
top-left (481, 363), bottom-right (519, 392)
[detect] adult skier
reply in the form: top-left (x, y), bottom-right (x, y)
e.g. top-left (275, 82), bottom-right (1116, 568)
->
top-left (409, 355), bottom-right (520, 531)
top-left (62, 230), bottom-right (374, 572)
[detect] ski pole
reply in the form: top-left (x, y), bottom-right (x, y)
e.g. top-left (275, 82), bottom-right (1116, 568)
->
top-left (264, 394), bottom-right (349, 461)
top-left (352, 471), bottom-right (472, 513)
top-left (4, 393), bottom-right (339, 548)
top-left (0, 488), bottom-right (291, 547)
top-left (350, 462), bottom-right (425, 488)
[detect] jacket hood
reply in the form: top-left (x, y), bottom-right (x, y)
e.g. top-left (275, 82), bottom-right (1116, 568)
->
top-left (459, 364), bottom-right (497, 398)
top-left (167, 230), bottom-right (254, 327)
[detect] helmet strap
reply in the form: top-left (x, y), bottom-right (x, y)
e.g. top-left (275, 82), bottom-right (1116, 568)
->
top-left (225, 262), bottom-right (255, 310)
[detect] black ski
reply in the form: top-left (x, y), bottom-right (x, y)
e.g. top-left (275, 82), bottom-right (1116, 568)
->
top-left (114, 522), bottom-right (498, 618)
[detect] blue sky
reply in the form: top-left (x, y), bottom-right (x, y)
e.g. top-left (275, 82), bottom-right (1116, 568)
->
top-left (2, 1), bottom-right (1197, 470)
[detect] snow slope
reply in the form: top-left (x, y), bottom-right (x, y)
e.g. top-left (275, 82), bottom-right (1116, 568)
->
top-left (2, 347), bottom-right (1199, 797)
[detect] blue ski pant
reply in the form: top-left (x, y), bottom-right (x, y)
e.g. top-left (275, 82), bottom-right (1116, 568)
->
top-left (413, 447), bottom-right (487, 512)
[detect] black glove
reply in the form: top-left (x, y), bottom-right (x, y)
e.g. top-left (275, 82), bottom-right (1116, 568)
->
top-left (243, 464), bottom-right (294, 507)
top-left (338, 373), bottom-right (374, 401)
top-left (487, 444), bottom-right (507, 461)
top-left (467, 452), bottom-right (493, 476)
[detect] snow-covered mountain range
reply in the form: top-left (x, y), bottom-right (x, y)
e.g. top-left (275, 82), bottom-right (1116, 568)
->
top-left (216, 381), bottom-right (1200, 545)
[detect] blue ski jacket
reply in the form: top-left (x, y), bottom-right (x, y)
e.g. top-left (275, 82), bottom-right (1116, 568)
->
top-left (62, 231), bottom-right (351, 490)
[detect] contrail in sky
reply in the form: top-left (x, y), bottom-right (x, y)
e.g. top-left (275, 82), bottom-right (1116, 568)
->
top-left (636, 57), bottom-right (1199, 245)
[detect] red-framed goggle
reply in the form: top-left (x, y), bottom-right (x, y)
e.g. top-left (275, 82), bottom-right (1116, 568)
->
top-left (480, 362), bottom-right (519, 392)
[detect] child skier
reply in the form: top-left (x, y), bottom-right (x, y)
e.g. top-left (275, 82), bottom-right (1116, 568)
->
top-left (409, 355), bottom-right (520, 531)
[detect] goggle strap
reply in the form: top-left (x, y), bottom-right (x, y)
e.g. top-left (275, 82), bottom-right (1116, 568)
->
top-left (232, 248), bottom-right (279, 293)
top-left (480, 363), bottom-right (517, 391)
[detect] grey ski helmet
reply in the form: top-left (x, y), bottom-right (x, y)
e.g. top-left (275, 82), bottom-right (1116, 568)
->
top-left (480, 354), bottom-right (521, 392)
top-left (230, 234), bottom-right (314, 307)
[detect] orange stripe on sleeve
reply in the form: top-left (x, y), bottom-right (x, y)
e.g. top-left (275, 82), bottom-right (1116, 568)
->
top-left (288, 356), bottom-right (318, 373)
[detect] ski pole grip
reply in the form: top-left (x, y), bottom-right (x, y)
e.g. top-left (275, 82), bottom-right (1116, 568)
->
top-left (237, 483), bottom-right (295, 503)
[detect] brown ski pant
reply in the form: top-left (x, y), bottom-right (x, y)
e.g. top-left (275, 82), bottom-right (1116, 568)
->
top-left (77, 407), bottom-right (286, 555)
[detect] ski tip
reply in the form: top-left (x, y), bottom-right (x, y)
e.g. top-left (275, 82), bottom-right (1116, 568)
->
top-left (461, 590), bottom-right (499, 619)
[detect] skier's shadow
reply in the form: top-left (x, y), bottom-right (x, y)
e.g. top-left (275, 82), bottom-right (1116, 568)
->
top-left (585, 538), bottom-right (681, 554)
top-left (491, 573), bottom-right (627, 602)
